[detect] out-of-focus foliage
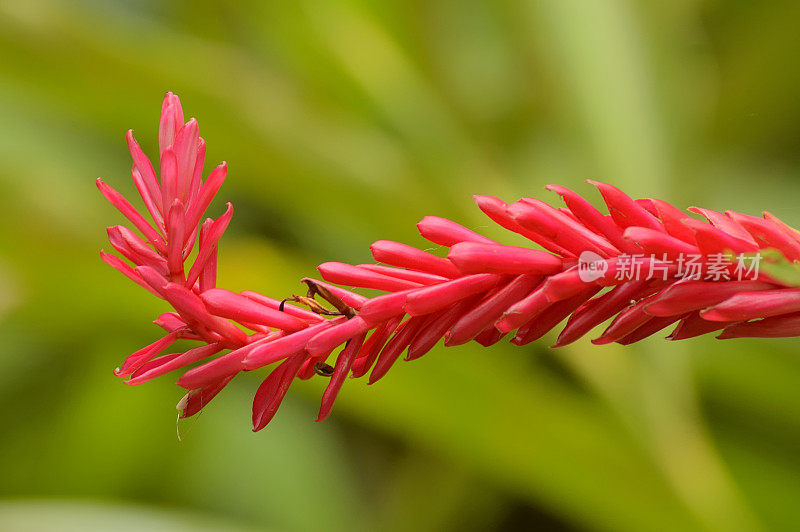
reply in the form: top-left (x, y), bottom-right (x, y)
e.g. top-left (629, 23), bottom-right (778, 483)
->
top-left (0, 1), bottom-right (799, 530)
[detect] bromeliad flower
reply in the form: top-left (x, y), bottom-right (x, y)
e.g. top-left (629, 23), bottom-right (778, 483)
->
top-left (99, 92), bottom-right (800, 432)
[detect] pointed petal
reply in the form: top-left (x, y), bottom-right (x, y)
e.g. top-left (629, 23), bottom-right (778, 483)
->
top-left (763, 211), bottom-right (800, 245)
top-left (115, 332), bottom-right (179, 377)
top-left (127, 343), bottom-right (223, 385)
top-left (701, 289), bottom-right (800, 321)
top-left (647, 198), bottom-right (697, 244)
top-left (718, 312), bottom-right (800, 339)
top-left (185, 162), bottom-right (227, 240)
top-left (667, 311), bottom-right (730, 340)
top-left (188, 138), bottom-right (206, 208)
top-left (166, 199), bottom-right (185, 282)
top-left (689, 207), bottom-right (757, 245)
top-left (100, 251), bottom-right (162, 298)
top-left (447, 242), bottom-right (562, 275)
top-left (587, 180), bottom-right (664, 232)
top-left (158, 101), bottom-right (182, 154)
top-left (96, 178), bottom-right (165, 252)
top-left (172, 118), bottom-right (199, 201)
top-left (616, 315), bottom-right (682, 345)
top-left (160, 149), bottom-right (179, 212)
top-left (126, 130), bottom-right (163, 214)
top-left (474, 326), bottom-right (506, 347)
top-left (645, 280), bottom-right (776, 316)
top-left (623, 226), bottom-right (699, 258)
top-left (682, 218), bottom-right (759, 254)
top-left (416, 215), bottom-right (497, 246)
top-left (197, 219), bottom-right (217, 291)
top-left (726, 211), bottom-right (800, 261)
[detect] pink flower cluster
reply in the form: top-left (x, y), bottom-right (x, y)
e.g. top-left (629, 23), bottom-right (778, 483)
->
top-left (99, 93), bottom-right (800, 431)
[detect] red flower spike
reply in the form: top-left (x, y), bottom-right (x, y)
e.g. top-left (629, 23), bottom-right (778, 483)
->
top-left (101, 92), bottom-right (800, 432)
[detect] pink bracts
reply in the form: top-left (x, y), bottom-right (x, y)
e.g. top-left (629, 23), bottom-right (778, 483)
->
top-left (98, 93), bottom-right (800, 432)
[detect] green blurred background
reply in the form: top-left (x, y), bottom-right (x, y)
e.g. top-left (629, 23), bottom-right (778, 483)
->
top-left (1, 0), bottom-right (799, 530)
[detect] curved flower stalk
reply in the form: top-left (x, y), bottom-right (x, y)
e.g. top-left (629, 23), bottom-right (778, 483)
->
top-left (100, 93), bottom-right (800, 432)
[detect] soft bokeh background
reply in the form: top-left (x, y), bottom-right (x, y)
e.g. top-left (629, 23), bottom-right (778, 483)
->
top-left (1, 1), bottom-right (799, 530)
